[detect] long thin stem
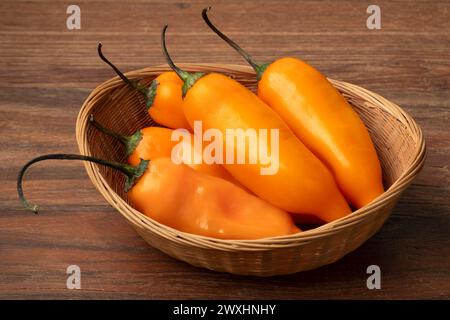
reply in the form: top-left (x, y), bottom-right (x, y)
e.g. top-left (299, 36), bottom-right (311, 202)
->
top-left (161, 25), bottom-right (205, 96)
top-left (202, 7), bottom-right (258, 70)
top-left (89, 114), bottom-right (130, 145)
top-left (98, 43), bottom-right (137, 89)
top-left (97, 43), bottom-right (159, 111)
top-left (89, 115), bottom-right (143, 157)
top-left (161, 25), bottom-right (189, 82)
top-left (17, 154), bottom-right (148, 214)
top-left (202, 7), bottom-right (269, 79)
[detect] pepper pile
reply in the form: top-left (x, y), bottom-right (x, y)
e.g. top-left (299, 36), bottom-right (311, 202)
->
top-left (18, 8), bottom-right (383, 240)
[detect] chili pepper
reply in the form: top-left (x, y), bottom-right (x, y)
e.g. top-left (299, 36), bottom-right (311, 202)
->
top-left (202, 7), bottom-right (384, 209)
top-left (17, 154), bottom-right (299, 239)
top-left (161, 25), bottom-right (351, 222)
top-left (98, 43), bottom-right (190, 129)
top-left (89, 115), bottom-right (237, 183)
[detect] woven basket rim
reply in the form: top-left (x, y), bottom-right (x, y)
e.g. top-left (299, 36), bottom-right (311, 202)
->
top-left (76, 63), bottom-right (426, 250)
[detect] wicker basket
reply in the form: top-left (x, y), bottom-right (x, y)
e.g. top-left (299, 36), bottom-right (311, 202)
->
top-left (76, 64), bottom-right (426, 276)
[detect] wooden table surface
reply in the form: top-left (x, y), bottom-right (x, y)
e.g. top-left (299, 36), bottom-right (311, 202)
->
top-left (1, 0), bottom-right (449, 299)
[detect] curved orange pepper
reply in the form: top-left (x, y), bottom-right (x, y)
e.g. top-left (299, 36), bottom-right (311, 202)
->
top-left (258, 59), bottom-right (384, 208)
top-left (162, 25), bottom-right (351, 223)
top-left (97, 44), bottom-right (189, 129)
top-left (149, 72), bottom-right (190, 129)
top-left (17, 155), bottom-right (300, 240)
top-left (129, 157), bottom-right (300, 239)
top-left (203, 8), bottom-right (384, 209)
top-left (89, 118), bottom-right (236, 184)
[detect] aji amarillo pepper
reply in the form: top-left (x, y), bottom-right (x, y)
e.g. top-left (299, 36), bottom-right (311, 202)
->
top-left (202, 8), bottom-right (384, 209)
top-left (98, 43), bottom-right (190, 129)
top-left (89, 115), bottom-right (237, 183)
top-left (17, 154), bottom-right (299, 239)
top-left (162, 25), bottom-right (351, 222)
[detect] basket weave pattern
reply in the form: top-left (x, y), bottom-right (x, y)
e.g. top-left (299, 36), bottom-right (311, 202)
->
top-left (76, 64), bottom-right (426, 276)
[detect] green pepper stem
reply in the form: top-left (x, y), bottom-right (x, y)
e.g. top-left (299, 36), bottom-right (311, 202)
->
top-left (161, 25), bottom-right (189, 82)
top-left (17, 154), bottom-right (149, 214)
top-left (98, 43), bottom-right (140, 91)
top-left (161, 25), bottom-right (205, 96)
top-left (89, 115), bottom-right (143, 157)
top-left (202, 7), bottom-right (269, 80)
top-left (89, 114), bottom-right (130, 145)
top-left (97, 43), bottom-right (158, 109)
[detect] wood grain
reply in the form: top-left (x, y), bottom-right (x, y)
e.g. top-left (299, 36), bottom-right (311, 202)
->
top-left (0, 0), bottom-right (449, 299)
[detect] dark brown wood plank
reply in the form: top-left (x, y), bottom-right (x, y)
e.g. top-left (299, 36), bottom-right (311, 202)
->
top-left (0, 0), bottom-right (449, 299)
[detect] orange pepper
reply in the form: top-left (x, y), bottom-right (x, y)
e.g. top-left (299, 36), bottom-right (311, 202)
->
top-left (89, 116), bottom-right (236, 183)
top-left (17, 155), bottom-right (299, 239)
top-left (162, 25), bottom-right (351, 223)
top-left (203, 8), bottom-right (384, 209)
top-left (97, 44), bottom-right (189, 129)
top-left (149, 72), bottom-right (190, 129)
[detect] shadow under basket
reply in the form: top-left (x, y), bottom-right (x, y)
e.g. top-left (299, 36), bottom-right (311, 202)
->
top-left (76, 64), bottom-right (426, 276)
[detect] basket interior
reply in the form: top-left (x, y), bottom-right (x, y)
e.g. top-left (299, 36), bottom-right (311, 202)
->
top-left (86, 69), bottom-right (419, 203)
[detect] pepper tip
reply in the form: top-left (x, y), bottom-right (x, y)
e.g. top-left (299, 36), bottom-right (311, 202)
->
top-left (32, 205), bottom-right (39, 214)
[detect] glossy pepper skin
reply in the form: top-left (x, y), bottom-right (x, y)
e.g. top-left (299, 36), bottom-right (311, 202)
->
top-left (89, 118), bottom-right (236, 184)
top-left (17, 154), bottom-right (299, 240)
top-left (182, 73), bottom-right (350, 222)
top-left (129, 127), bottom-right (237, 183)
top-left (162, 25), bottom-right (351, 223)
top-left (149, 72), bottom-right (190, 129)
top-left (202, 8), bottom-right (384, 209)
top-left (98, 44), bottom-right (189, 130)
top-left (258, 58), bottom-right (383, 208)
top-left (128, 157), bottom-right (300, 239)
